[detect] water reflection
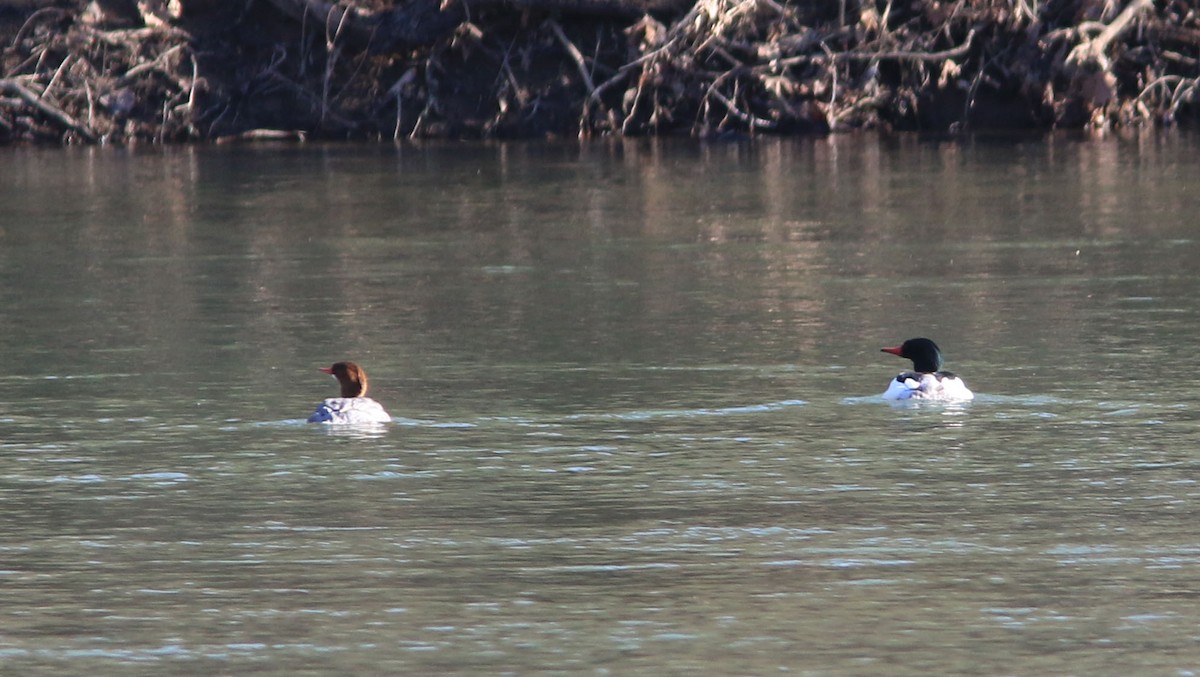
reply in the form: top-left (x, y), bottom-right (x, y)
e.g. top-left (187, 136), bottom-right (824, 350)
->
top-left (5, 137), bottom-right (1200, 388)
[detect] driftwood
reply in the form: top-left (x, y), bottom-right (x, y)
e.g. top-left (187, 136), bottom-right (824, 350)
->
top-left (1065, 0), bottom-right (1154, 72)
top-left (0, 0), bottom-right (1198, 143)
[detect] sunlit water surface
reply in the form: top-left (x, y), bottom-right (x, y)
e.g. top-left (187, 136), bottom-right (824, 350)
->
top-left (3, 135), bottom-right (1200, 674)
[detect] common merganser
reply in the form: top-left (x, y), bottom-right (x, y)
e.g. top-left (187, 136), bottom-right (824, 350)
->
top-left (307, 361), bottom-right (392, 424)
top-left (881, 338), bottom-right (974, 401)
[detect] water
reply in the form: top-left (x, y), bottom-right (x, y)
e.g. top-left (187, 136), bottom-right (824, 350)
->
top-left (2, 135), bottom-right (1200, 674)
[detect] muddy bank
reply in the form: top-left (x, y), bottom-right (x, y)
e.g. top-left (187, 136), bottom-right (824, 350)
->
top-left (1, 0), bottom-right (1197, 143)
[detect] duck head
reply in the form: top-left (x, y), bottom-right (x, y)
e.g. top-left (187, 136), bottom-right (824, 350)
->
top-left (881, 338), bottom-right (945, 374)
top-left (320, 361), bottom-right (370, 398)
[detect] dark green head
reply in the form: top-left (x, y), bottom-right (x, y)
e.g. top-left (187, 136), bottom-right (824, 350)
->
top-left (881, 338), bottom-right (945, 373)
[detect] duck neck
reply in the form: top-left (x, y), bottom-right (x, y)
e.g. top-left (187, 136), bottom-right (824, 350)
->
top-left (912, 357), bottom-right (941, 373)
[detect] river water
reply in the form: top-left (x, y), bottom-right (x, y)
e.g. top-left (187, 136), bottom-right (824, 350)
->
top-left (2, 134), bottom-right (1200, 674)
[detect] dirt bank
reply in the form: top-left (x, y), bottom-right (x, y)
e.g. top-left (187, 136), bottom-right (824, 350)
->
top-left (1, 0), bottom-right (1197, 143)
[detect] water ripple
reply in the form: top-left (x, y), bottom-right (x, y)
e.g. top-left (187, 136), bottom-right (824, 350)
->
top-left (566, 399), bottom-right (807, 421)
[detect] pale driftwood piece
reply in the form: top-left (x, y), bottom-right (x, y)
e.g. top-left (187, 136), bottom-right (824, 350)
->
top-left (771, 29), bottom-right (977, 69)
top-left (547, 19), bottom-right (598, 97)
top-left (12, 7), bottom-right (72, 49)
top-left (91, 25), bottom-right (193, 44)
top-left (1065, 0), bottom-right (1154, 70)
top-left (214, 128), bottom-right (309, 143)
top-left (708, 87), bottom-right (777, 130)
top-left (852, 29), bottom-right (977, 62)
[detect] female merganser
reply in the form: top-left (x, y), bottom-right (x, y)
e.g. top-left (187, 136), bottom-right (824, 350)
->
top-left (881, 338), bottom-right (974, 401)
top-left (307, 361), bottom-right (392, 424)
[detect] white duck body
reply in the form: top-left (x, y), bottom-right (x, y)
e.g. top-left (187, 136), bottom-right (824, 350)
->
top-left (308, 397), bottom-right (392, 424)
top-left (882, 371), bottom-right (974, 401)
top-left (308, 361), bottom-right (392, 424)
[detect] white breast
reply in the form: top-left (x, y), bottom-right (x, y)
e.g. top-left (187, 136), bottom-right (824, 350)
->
top-left (308, 397), bottom-right (392, 424)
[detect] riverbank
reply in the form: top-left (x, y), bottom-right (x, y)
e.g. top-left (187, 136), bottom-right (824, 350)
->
top-left (1, 0), bottom-right (1196, 144)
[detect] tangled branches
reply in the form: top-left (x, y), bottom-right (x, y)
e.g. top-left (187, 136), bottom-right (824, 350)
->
top-left (565, 0), bottom-right (1185, 136)
top-left (1, 8), bottom-right (202, 144)
top-left (1, 0), bottom-right (1199, 144)
top-left (401, 0), bottom-right (1195, 137)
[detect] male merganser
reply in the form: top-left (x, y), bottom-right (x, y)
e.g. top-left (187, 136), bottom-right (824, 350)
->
top-left (880, 338), bottom-right (974, 401)
top-left (307, 361), bottom-right (392, 424)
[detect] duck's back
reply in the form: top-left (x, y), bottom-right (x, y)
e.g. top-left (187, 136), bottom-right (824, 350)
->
top-left (308, 397), bottom-right (392, 424)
